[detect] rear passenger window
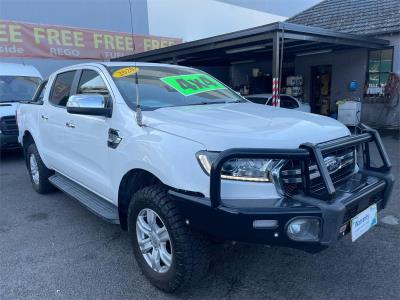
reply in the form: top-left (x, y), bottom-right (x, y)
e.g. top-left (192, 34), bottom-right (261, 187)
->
top-left (77, 70), bottom-right (110, 104)
top-left (50, 71), bottom-right (75, 107)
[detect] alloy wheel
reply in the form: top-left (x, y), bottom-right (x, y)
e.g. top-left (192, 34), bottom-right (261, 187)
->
top-left (29, 154), bottom-right (39, 185)
top-left (136, 208), bottom-right (173, 273)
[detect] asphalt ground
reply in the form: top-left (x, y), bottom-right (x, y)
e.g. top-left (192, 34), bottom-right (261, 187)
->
top-left (0, 131), bottom-right (399, 300)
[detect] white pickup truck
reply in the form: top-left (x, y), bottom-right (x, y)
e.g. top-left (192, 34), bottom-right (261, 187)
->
top-left (17, 62), bottom-right (393, 292)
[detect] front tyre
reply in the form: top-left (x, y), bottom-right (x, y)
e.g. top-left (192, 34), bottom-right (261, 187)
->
top-left (128, 185), bottom-right (210, 292)
top-left (26, 143), bottom-right (54, 194)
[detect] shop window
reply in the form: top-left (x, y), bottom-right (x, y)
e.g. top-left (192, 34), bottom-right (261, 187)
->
top-left (367, 48), bottom-right (393, 85)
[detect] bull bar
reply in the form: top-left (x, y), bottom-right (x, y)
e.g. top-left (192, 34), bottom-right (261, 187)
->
top-left (169, 125), bottom-right (394, 252)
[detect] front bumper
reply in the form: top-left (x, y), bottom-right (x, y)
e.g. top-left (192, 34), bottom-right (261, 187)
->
top-left (169, 126), bottom-right (394, 253)
top-left (0, 133), bottom-right (20, 150)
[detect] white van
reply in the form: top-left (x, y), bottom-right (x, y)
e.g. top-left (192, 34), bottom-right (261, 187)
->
top-left (0, 62), bottom-right (42, 150)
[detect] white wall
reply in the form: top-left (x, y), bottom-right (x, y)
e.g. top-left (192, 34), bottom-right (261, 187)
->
top-left (147, 0), bottom-right (286, 42)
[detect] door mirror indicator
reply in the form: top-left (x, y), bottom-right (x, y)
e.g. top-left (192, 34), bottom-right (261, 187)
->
top-left (66, 94), bottom-right (112, 117)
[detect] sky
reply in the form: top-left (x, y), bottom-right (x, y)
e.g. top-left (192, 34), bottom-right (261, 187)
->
top-left (218, 0), bottom-right (322, 17)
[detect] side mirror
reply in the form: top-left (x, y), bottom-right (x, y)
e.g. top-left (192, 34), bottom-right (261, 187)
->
top-left (66, 94), bottom-right (112, 117)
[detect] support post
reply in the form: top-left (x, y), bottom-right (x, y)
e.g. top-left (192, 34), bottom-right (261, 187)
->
top-left (272, 31), bottom-right (280, 106)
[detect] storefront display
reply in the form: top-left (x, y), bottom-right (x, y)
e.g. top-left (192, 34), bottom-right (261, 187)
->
top-left (365, 49), bottom-right (393, 97)
top-left (284, 75), bottom-right (303, 98)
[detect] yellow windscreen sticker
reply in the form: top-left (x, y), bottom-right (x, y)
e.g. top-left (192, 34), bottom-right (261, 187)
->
top-left (113, 67), bottom-right (139, 78)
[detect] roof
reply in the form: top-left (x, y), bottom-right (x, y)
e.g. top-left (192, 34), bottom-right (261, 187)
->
top-left (113, 22), bottom-right (389, 65)
top-left (0, 62), bottom-right (42, 78)
top-left (288, 0), bottom-right (400, 36)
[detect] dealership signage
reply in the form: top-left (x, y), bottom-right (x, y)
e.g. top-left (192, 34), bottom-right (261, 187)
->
top-left (161, 74), bottom-right (226, 96)
top-left (0, 20), bottom-right (182, 60)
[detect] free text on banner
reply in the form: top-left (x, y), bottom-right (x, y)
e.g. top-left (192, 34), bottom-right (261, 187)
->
top-left (0, 20), bottom-right (182, 60)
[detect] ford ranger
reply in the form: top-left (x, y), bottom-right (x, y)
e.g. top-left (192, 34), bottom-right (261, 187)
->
top-left (17, 62), bottom-right (394, 292)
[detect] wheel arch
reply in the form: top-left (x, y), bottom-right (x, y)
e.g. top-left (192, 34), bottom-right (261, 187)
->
top-left (118, 168), bottom-right (161, 230)
top-left (22, 130), bottom-right (34, 147)
top-left (22, 130), bottom-right (35, 165)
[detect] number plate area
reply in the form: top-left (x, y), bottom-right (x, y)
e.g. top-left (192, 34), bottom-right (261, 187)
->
top-left (350, 204), bottom-right (378, 242)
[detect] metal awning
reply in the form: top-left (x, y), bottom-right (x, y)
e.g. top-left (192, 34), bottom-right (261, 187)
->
top-left (113, 21), bottom-right (390, 104)
top-left (112, 22), bottom-right (390, 66)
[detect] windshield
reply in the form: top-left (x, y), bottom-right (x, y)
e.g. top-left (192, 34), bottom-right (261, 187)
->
top-left (0, 76), bottom-right (41, 102)
top-left (107, 65), bottom-right (246, 110)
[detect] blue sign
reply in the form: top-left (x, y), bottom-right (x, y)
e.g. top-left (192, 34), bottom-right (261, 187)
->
top-left (349, 80), bottom-right (358, 91)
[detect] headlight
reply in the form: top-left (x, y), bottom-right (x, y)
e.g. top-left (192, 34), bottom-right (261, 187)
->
top-left (196, 151), bottom-right (283, 182)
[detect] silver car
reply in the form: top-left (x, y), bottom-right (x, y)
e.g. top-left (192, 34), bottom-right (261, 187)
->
top-left (246, 93), bottom-right (311, 112)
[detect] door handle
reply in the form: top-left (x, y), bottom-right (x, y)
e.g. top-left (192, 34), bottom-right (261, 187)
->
top-left (66, 122), bottom-right (75, 128)
top-left (41, 115), bottom-right (48, 120)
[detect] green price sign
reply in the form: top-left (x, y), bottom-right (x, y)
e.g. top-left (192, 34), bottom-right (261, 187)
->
top-left (160, 73), bottom-right (226, 96)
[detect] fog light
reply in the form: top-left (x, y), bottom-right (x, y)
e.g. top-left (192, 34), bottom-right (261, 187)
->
top-left (286, 218), bottom-right (321, 242)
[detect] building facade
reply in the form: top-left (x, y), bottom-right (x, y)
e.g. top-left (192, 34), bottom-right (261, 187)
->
top-left (288, 0), bottom-right (400, 128)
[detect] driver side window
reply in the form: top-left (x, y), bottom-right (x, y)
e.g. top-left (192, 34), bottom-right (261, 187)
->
top-left (77, 70), bottom-right (111, 106)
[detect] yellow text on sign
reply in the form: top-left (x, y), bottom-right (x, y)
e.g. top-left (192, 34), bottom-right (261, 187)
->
top-left (33, 27), bottom-right (85, 47)
top-left (143, 39), bottom-right (176, 51)
top-left (93, 34), bottom-right (134, 51)
top-left (0, 23), bottom-right (23, 43)
top-left (113, 67), bottom-right (140, 78)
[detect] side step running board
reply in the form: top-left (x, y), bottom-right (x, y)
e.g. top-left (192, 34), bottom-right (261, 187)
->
top-left (49, 173), bottom-right (119, 224)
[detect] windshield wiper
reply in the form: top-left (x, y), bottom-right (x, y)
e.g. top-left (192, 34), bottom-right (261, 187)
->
top-left (0, 99), bottom-right (24, 103)
top-left (227, 100), bottom-right (246, 103)
top-left (189, 101), bottom-right (226, 106)
top-left (0, 100), bottom-right (15, 103)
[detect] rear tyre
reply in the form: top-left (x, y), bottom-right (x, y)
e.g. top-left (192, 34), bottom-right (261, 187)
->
top-left (26, 143), bottom-right (55, 194)
top-left (128, 184), bottom-right (210, 293)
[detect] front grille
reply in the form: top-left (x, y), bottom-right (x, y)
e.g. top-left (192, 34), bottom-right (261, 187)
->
top-left (310, 147), bottom-right (356, 194)
top-left (0, 116), bottom-right (18, 135)
top-left (280, 147), bottom-right (356, 197)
